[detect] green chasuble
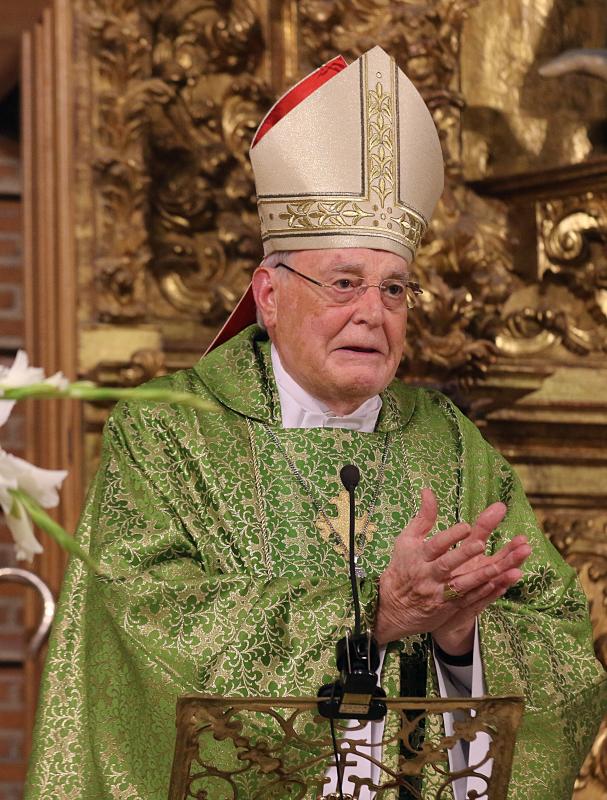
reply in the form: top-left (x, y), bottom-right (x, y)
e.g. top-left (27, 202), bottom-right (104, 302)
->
top-left (26, 325), bottom-right (606, 800)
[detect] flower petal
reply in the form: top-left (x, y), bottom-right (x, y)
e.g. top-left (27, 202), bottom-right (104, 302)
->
top-left (0, 350), bottom-right (46, 388)
top-left (0, 399), bottom-right (15, 427)
top-left (44, 372), bottom-right (69, 390)
top-left (0, 449), bottom-right (67, 508)
top-left (6, 499), bottom-right (43, 562)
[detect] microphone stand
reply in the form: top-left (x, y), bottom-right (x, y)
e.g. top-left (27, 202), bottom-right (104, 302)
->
top-left (317, 464), bottom-right (387, 722)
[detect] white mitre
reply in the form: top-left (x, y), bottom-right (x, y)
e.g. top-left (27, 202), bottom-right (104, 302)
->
top-left (207, 45), bottom-right (444, 352)
top-left (250, 45), bottom-right (444, 262)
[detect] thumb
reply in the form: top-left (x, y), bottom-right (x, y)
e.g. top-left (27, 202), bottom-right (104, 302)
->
top-left (405, 488), bottom-right (438, 540)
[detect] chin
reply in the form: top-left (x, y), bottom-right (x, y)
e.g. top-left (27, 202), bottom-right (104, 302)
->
top-left (341, 367), bottom-right (390, 392)
top-left (334, 378), bottom-right (386, 402)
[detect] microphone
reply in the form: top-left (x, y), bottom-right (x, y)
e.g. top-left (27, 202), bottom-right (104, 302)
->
top-left (340, 464), bottom-right (361, 635)
top-left (339, 464), bottom-right (360, 493)
top-left (317, 464), bottom-right (387, 721)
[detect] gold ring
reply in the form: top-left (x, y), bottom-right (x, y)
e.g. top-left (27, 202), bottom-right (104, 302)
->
top-left (443, 583), bottom-right (462, 601)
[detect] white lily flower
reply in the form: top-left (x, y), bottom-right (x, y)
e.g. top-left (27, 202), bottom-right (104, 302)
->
top-left (0, 351), bottom-right (69, 428)
top-left (5, 497), bottom-right (43, 562)
top-left (0, 448), bottom-right (68, 561)
top-left (0, 400), bottom-right (15, 428)
top-left (44, 371), bottom-right (69, 390)
top-left (0, 350), bottom-right (47, 387)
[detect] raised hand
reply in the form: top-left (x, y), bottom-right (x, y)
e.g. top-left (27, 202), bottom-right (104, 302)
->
top-left (374, 489), bottom-right (532, 651)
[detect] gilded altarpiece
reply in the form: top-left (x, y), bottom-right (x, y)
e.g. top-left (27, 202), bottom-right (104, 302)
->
top-left (20, 0), bottom-right (607, 794)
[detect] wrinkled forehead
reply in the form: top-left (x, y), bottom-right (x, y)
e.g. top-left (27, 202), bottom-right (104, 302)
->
top-left (288, 247), bottom-right (411, 276)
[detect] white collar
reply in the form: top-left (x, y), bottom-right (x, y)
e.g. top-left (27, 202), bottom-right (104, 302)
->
top-left (270, 344), bottom-right (382, 432)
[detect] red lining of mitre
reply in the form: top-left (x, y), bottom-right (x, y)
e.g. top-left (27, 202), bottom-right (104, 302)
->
top-left (251, 55), bottom-right (348, 148)
top-left (205, 283), bottom-right (256, 355)
top-left (205, 55), bottom-right (348, 354)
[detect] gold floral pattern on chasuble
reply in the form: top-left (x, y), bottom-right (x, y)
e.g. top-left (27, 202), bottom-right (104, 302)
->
top-left (26, 327), bottom-right (606, 800)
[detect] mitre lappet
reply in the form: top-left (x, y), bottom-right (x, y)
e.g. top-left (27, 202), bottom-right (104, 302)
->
top-left (208, 45), bottom-right (444, 351)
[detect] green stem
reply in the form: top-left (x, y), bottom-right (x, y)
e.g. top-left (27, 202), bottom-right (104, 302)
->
top-left (2, 383), bottom-right (219, 413)
top-left (9, 489), bottom-right (102, 575)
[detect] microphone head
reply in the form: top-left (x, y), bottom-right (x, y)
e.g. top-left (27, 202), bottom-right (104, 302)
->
top-left (340, 464), bottom-right (360, 492)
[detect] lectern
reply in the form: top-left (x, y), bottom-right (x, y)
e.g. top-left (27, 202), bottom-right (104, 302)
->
top-left (168, 694), bottom-right (523, 799)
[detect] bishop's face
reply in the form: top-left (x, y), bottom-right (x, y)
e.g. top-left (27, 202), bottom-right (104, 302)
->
top-left (252, 247), bottom-right (410, 416)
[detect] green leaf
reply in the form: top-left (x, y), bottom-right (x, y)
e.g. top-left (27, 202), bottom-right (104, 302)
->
top-left (9, 488), bottom-right (102, 575)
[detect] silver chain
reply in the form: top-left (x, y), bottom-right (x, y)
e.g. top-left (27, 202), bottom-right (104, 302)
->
top-left (263, 425), bottom-right (391, 577)
top-left (246, 418), bottom-right (274, 578)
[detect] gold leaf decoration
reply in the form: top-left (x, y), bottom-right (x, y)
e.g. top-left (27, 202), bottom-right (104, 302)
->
top-left (497, 193), bottom-right (607, 358)
top-left (146, 3), bottom-right (272, 319)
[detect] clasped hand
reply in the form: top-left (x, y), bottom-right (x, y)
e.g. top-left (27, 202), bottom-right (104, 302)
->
top-left (374, 489), bottom-right (532, 654)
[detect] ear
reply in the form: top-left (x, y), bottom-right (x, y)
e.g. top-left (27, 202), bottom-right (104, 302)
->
top-left (252, 266), bottom-right (278, 331)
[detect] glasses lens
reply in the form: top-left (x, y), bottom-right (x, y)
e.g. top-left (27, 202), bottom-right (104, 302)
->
top-left (406, 282), bottom-right (422, 310)
top-left (327, 278), bottom-right (361, 304)
top-left (379, 280), bottom-right (408, 309)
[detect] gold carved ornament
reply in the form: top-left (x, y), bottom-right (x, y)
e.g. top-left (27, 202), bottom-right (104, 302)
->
top-left (543, 514), bottom-right (607, 670)
top-left (144, 3), bottom-right (270, 321)
top-left (543, 513), bottom-right (607, 800)
top-left (88, 0), bottom-right (154, 321)
top-left (88, 0), bottom-right (272, 324)
top-left (497, 195), bottom-right (607, 359)
top-left (168, 694), bottom-right (524, 800)
top-left (87, 0), bottom-right (512, 383)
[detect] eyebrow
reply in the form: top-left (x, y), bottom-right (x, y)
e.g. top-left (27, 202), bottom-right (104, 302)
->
top-left (324, 263), bottom-right (411, 281)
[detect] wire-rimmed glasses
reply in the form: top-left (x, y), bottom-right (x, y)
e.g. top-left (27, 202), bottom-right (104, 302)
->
top-left (275, 262), bottom-right (423, 310)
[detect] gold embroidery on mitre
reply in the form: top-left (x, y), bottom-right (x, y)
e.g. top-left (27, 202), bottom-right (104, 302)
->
top-left (257, 53), bottom-right (429, 257)
top-left (279, 200), bottom-right (373, 229)
top-left (315, 489), bottom-right (377, 555)
top-left (367, 79), bottom-right (394, 209)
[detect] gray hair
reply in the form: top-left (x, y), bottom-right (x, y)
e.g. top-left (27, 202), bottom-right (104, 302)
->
top-left (260, 250), bottom-right (293, 270)
top-left (255, 250), bottom-right (299, 329)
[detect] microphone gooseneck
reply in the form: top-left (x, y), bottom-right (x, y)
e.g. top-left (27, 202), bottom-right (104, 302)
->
top-left (340, 464), bottom-right (361, 635)
top-left (317, 463), bottom-right (387, 723)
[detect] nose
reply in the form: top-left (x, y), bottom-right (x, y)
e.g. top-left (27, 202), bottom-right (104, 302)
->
top-left (350, 284), bottom-right (385, 326)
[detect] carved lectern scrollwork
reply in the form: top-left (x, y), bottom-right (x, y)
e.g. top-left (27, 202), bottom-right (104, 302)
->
top-left (168, 695), bottom-right (524, 800)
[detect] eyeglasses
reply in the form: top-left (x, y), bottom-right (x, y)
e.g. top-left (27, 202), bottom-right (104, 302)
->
top-left (275, 263), bottom-right (423, 310)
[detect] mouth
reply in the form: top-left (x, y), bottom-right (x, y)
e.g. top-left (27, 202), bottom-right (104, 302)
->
top-left (337, 346), bottom-right (382, 355)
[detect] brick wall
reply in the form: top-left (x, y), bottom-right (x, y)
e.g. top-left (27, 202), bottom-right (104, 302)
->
top-left (0, 131), bottom-right (27, 800)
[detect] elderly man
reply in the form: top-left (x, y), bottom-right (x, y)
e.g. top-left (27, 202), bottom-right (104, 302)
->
top-left (27, 46), bottom-right (605, 800)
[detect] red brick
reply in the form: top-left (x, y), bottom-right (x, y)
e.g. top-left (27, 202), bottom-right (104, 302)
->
top-left (0, 731), bottom-right (24, 763)
top-left (0, 286), bottom-right (20, 313)
top-left (0, 205), bottom-right (20, 233)
top-left (0, 237), bottom-right (20, 258)
top-left (0, 542), bottom-right (17, 566)
top-left (0, 200), bottom-right (19, 215)
top-left (0, 413), bottom-right (24, 453)
top-left (0, 673), bottom-right (24, 711)
top-left (0, 596), bottom-right (24, 626)
top-left (0, 320), bottom-right (23, 336)
top-left (0, 781), bottom-right (24, 800)
top-left (0, 163), bottom-right (19, 184)
top-left (0, 136), bottom-right (19, 162)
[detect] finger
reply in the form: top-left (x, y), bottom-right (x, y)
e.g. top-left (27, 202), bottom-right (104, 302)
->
top-left (491, 539), bottom-right (532, 569)
top-left (450, 577), bottom-right (497, 608)
top-left (483, 542), bottom-right (532, 575)
top-left (452, 551), bottom-right (528, 594)
top-left (450, 536), bottom-right (531, 579)
top-left (490, 534), bottom-right (529, 556)
top-left (424, 522), bottom-right (471, 562)
top-left (458, 568), bottom-right (523, 613)
top-left (431, 538), bottom-right (485, 581)
top-left (467, 502), bottom-right (507, 544)
top-left (404, 488), bottom-right (438, 541)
